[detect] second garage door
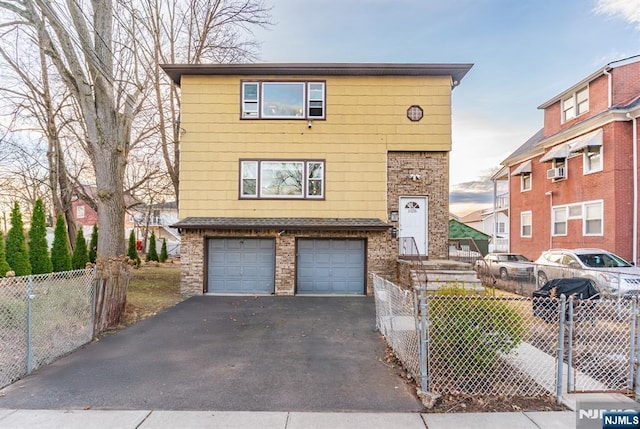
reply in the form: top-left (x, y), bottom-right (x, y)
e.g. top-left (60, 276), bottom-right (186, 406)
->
top-left (207, 238), bottom-right (275, 294)
top-left (297, 239), bottom-right (365, 295)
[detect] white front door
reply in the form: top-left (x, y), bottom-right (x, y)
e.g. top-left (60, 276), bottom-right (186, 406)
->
top-left (399, 196), bottom-right (428, 256)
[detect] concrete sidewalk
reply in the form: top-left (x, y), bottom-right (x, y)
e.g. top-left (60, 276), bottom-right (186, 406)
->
top-left (0, 409), bottom-right (576, 428)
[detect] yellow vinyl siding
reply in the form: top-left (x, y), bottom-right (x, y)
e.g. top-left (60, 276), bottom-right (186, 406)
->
top-left (179, 74), bottom-right (451, 218)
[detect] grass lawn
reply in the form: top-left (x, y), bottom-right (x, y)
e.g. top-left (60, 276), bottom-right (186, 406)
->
top-left (119, 262), bottom-right (183, 327)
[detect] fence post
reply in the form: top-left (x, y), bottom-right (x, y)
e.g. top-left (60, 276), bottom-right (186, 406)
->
top-left (629, 297), bottom-right (637, 394)
top-left (567, 296), bottom-right (574, 392)
top-left (419, 282), bottom-right (428, 392)
top-left (556, 294), bottom-right (566, 404)
top-left (634, 298), bottom-right (640, 401)
top-left (90, 266), bottom-right (97, 338)
top-left (26, 275), bottom-right (34, 375)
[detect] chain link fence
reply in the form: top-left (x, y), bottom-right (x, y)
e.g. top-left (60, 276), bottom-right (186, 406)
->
top-left (0, 269), bottom-right (95, 389)
top-left (372, 273), bottom-right (640, 400)
top-left (373, 274), bottom-right (420, 380)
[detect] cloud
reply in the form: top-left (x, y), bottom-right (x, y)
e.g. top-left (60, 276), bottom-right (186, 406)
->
top-left (594, 0), bottom-right (640, 28)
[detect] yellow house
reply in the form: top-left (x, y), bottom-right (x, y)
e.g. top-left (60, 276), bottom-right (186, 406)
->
top-left (162, 63), bottom-right (472, 296)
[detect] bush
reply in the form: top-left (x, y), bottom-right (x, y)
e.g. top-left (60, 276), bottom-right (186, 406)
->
top-left (127, 230), bottom-right (140, 267)
top-left (6, 202), bottom-right (31, 276)
top-left (146, 231), bottom-right (159, 262)
top-left (429, 285), bottom-right (525, 378)
top-left (159, 238), bottom-right (168, 263)
top-left (88, 224), bottom-right (98, 263)
top-left (29, 199), bottom-right (52, 274)
top-left (51, 213), bottom-right (71, 272)
top-left (72, 228), bottom-right (89, 269)
top-left (0, 232), bottom-right (11, 277)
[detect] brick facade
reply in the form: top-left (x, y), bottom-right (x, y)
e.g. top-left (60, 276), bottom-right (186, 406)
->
top-left (179, 151), bottom-right (449, 296)
top-left (179, 228), bottom-right (393, 296)
top-left (509, 58), bottom-right (640, 264)
top-left (387, 151), bottom-right (450, 259)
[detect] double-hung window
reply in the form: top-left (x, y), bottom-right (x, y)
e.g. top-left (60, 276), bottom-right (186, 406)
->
top-left (584, 201), bottom-right (603, 235)
top-left (240, 160), bottom-right (325, 199)
top-left (562, 86), bottom-right (589, 123)
top-left (241, 81), bottom-right (325, 119)
top-left (521, 173), bottom-right (531, 191)
top-left (521, 211), bottom-right (532, 237)
top-left (584, 146), bottom-right (602, 173)
top-left (552, 207), bottom-right (567, 236)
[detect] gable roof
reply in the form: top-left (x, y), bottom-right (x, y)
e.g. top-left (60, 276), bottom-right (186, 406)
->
top-left (448, 219), bottom-right (490, 240)
top-left (161, 63), bottom-right (473, 88)
top-left (502, 128), bottom-right (544, 165)
top-left (538, 54), bottom-right (640, 109)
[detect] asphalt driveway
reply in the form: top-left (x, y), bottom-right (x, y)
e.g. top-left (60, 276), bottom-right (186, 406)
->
top-left (0, 296), bottom-right (423, 412)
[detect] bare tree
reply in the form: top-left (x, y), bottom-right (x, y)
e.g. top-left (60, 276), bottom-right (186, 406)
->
top-left (134, 0), bottom-right (272, 200)
top-left (0, 0), bottom-right (145, 257)
top-left (0, 0), bottom-right (271, 256)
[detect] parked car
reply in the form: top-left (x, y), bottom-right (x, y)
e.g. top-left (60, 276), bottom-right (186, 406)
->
top-left (475, 253), bottom-right (533, 280)
top-left (533, 248), bottom-right (640, 297)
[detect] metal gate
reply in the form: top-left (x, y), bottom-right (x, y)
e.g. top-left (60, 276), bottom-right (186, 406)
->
top-left (564, 296), bottom-right (637, 394)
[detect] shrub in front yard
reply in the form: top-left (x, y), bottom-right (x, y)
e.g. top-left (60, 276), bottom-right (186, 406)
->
top-left (159, 238), bottom-right (168, 263)
top-left (146, 232), bottom-right (159, 262)
top-left (51, 213), bottom-right (72, 272)
top-left (6, 202), bottom-right (31, 276)
top-left (72, 228), bottom-right (89, 269)
top-left (429, 285), bottom-right (525, 378)
top-left (0, 232), bottom-right (10, 277)
top-left (88, 224), bottom-right (98, 263)
top-left (29, 199), bottom-right (52, 274)
top-left (127, 230), bottom-right (140, 267)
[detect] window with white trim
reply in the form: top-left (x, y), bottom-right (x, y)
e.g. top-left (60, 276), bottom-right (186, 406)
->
top-left (240, 160), bottom-right (325, 199)
top-left (584, 201), bottom-right (603, 235)
top-left (584, 146), bottom-right (602, 173)
top-left (552, 207), bottom-right (567, 236)
top-left (497, 222), bottom-right (506, 234)
top-left (521, 211), bottom-right (532, 237)
top-left (562, 86), bottom-right (589, 123)
top-left (521, 173), bottom-right (531, 191)
top-left (77, 205), bottom-right (85, 219)
top-left (241, 81), bottom-right (325, 119)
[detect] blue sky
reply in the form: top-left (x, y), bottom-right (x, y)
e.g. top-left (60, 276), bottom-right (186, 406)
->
top-left (253, 0), bottom-right (640, 214)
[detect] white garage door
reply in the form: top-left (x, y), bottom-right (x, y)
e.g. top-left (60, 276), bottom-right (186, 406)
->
top-left (207, 238), bottom-right (275, 294)
top-left (297, 239), bottom-right (365, 295)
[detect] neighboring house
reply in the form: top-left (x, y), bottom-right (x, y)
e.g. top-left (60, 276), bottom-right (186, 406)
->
top-left (459, 206), bottom-right (508, 252)
top-left (501, 55), bottom-right (640, 263)
top-left (449, 219), bottom-right (489, 257)
top-left (71, 186), bottom-right (141, 239)
top-left (133, 201), bottom-right (181, 256)
top-left (162, 62), bottom-right (472, 296)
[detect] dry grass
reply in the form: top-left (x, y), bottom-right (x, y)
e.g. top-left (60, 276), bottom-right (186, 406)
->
top-left (117, 261), bottom-right (183, 328)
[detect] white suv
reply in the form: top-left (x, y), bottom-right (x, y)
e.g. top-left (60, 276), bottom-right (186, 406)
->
top-left (534, 248), bottom-right (640, 297)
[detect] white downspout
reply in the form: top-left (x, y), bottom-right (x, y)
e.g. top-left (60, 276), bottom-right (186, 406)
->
top-left (546, 191), bottom-right (553, 249)
top-left (603, 67), bottom-right (612, 108)
top-left (629, 113), bottom-right (638, 264)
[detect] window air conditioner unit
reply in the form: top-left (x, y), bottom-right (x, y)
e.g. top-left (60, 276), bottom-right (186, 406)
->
top-left (546, 167), bottom-right (565, 179)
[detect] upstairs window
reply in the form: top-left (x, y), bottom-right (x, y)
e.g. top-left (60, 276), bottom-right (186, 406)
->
top-left (241, 81), bottom-right (325, 120)
top-left (521, 173), bottom-right (531, 192)
top-left (584, 146), bottom-right (602, 174)
top-left (562, 86), bottom-right (589, 123)
top-left (240, 159), bottom-right (325, 199)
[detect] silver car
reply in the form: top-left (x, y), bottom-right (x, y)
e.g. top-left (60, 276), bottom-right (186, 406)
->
top-left (475, 253), bottom-right (534, 280)
top-left (534, 248), bottom-right (640, 296)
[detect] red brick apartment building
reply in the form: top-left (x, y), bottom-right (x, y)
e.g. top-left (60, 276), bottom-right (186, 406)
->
top-left (502, 55), bottom-right (640, 264)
